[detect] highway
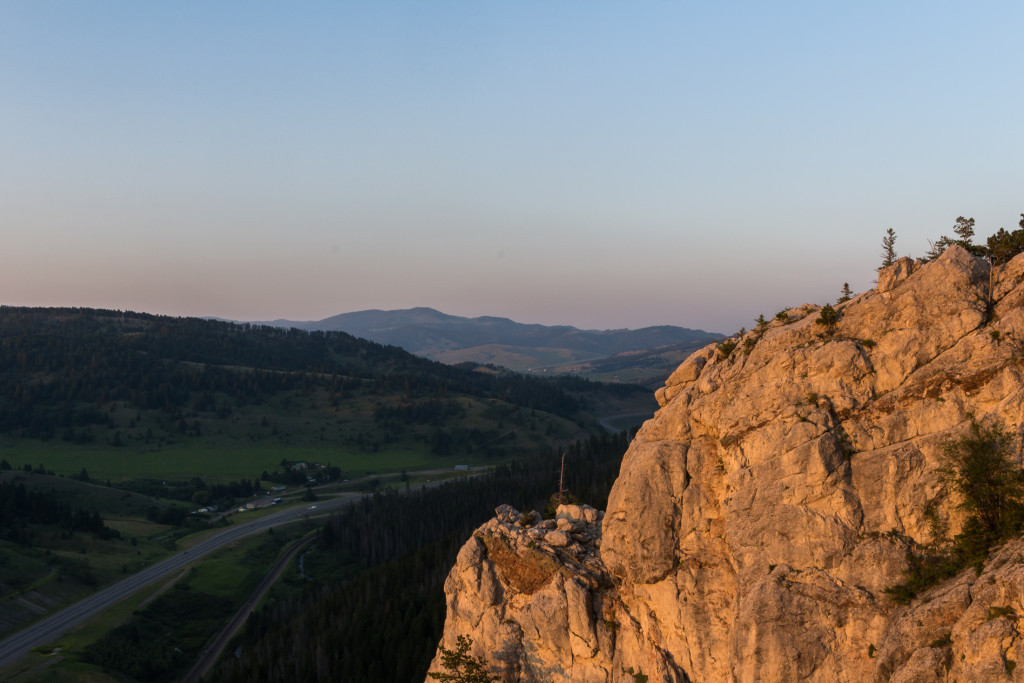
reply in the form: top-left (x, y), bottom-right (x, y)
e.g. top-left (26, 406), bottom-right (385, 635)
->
top-left (0, 494), bottom-right (356, 670)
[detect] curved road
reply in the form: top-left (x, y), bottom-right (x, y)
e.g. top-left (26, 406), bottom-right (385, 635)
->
top-left (0, 495), bottom-right (356, 670)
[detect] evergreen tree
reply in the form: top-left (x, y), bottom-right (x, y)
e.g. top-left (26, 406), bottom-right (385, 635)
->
top-left (815, 304), bottom-right (840, 336)
top-left (926, 215), bottom-right (984, 261)
top-left (940, 417), bottom-right (1024, 543)
top-left (986, 218), bottom-right (1024, 265)
top-left (953, 216), bottom-right (975, 244)
top-left (837, 283), bottom-right (853, 304)
top-left (886, 416), bottom-right (1024, 604)
top-left (879, 228), bottom-right (898, 270)
top-left (428, 636), bottom-right (499, 683)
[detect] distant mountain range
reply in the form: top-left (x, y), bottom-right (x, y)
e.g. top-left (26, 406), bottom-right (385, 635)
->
top-left (254, 308), bottom-right (723, 385)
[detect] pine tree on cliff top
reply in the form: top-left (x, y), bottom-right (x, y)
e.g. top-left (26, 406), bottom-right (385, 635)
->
top-left (879, 228), bottom-right (897, 270)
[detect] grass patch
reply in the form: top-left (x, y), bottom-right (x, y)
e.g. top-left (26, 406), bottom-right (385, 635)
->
top-left (988, 605), bottom-right (1016, 621)
top-left (185, 529), bottom-right (304, 599)
top-left (0, 544), bottom-right (52, 596)
top-left (1, 439), bottom-right (535, 484)
top-left (80, 583), bottom-right (234, 682)
top-left (0, 574), bottom-right (178, 682)
top-left (102, 518), bottom-right (170, 539)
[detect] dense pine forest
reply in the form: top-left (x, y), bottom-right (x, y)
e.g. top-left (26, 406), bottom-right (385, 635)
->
top-left (0, 307), bottom-right (614, 437)
top-left (206, 431), bottom-right (633, 682)
top-left (0, 308), bottom-right (651, 475)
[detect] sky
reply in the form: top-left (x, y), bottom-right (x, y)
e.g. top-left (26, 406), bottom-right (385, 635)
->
top-left (2, 2), bottom-right (1022, 334)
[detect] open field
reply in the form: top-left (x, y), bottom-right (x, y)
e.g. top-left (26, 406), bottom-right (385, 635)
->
top-left (1, 439), bottom-right (551, 483)
top-left (0, 391), bottom-right (590, 484)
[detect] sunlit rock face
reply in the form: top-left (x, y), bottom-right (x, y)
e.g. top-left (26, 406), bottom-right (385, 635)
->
top-left (427, 503), bottom-right (618, 683)
top-left (431, 245), bottom-right (1024, 682)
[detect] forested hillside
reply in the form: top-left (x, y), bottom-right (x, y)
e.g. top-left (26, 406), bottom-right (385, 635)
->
top-left (0, 307), bottom-right (652, 478)
top-left (0, 307), bottom-right (594, 435)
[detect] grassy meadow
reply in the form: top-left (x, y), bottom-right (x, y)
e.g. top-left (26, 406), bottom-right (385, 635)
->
top-left (0, 388), bottom-right (589, 484)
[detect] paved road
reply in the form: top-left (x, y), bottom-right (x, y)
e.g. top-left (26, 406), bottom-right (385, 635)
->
top-left (0, 495), bottom-right (356, 670)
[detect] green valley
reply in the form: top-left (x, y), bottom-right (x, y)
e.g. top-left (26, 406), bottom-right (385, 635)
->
top-left (0, 307), bottom-right (654, 481)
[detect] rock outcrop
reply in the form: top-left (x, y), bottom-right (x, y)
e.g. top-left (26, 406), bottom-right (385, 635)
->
top-left (430, 245), bottom-right (1024, 682)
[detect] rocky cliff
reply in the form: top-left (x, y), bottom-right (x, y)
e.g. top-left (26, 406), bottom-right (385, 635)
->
top-left (429, 245), bottom-right (1024, 682)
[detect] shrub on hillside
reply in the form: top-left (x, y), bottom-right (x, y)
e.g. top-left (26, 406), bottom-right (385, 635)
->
top-left (886, 417), bottom-right (1024, 603)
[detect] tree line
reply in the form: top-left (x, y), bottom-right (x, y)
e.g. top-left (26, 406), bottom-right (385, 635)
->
top-left (879, 214), bottom-right (1024, 269)
top-left (0, 479), bottom-right (119, 545)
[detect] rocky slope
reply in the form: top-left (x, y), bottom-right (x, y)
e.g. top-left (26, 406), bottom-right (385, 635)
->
top-left (429, 245), bottom-right (1024, 682)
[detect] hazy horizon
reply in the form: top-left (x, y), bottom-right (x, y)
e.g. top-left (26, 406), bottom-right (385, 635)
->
top-left (228, 306), bottom-right (728, 334)
top-left (3, 3), bottom-right (1022, 333)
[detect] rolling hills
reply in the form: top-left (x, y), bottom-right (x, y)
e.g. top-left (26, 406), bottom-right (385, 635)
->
top-left (255, 307), bottom-right (722, 385)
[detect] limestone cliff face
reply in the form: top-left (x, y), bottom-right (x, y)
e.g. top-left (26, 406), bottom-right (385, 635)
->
top-left (430, 245), bottom-right (1024, 682)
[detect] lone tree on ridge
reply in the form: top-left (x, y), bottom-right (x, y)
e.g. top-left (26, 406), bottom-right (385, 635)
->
top-left (838, 283), bottom-right (853, 304)
top-left (879, 228), bottom-right (897, 270)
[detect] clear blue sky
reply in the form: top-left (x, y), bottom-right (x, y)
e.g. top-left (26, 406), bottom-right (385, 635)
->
top-left (2, 2), bottom-right (1021, 333)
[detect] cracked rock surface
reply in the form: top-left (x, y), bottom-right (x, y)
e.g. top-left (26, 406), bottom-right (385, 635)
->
top-left (429, 246), bottom-right (1024, 682)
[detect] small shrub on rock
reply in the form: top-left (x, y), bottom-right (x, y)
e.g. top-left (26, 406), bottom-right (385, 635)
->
top-left (428, 635), bottom-right (499, 683)
top-left (885, 417), bottom-right (1024, 603)
top-left (718, 339), bottom-right (738, 358)
top-left (815, 304), bottom-right (840, 336)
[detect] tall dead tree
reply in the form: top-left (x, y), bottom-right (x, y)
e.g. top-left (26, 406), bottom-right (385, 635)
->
top-left (557, 452), bottom-right (567, 505)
